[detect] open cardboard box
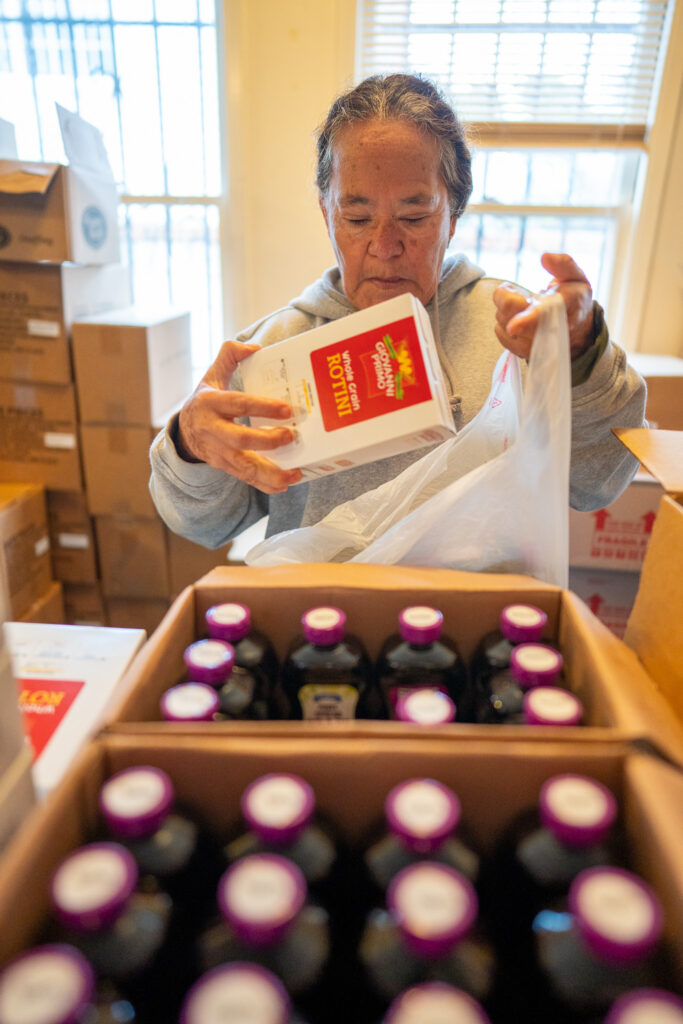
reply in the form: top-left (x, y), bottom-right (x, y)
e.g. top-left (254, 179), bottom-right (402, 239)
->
top-left (615, 429), bottom-right (683, 726)
top-left (105, 564), bottom-right (683, 764)
top-left (0, 731), bottom-right (680, 993)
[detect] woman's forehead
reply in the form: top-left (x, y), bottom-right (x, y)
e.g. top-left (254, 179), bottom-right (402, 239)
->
top-left (330, 119), bottom-right (442, 185)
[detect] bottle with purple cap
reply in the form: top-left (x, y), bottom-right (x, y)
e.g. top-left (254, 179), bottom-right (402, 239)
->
top-left (225, 773), bottom-right (340, 910)
top-left (375, 606), bottom-right (468, 719)
top-left (395, 688), bottom-right (456, 726)
top-left (196, 853), bottom-right (330, 1012)
top-left (205, 602), bottom-right (287, 719)
top-left (471, 642), bottom-right (564, 724)
top-left (522, 685), bottom-right (584, 727)
top-left (382, 981), bottom-right (492, 1024)
top-left (603, 989), bottom-right (683, 1024)
top-left (47, 842), bottom-right (176, 1022)
top-left (160, 681), bottom-right (221, 722)
top-left (359, 862), bottom-right (496, 1010)
top-left (469, 604), bottom-right (555, 709)
top-left (0, 943), bottom-right (136, 1024)
top-left (281, 606), bottom-right (378, 720)
top-left (179, 961), bottom-right (311, 1024)
top-left (532, 866), bottom-right (668, 1017)
top-left (99, 765), bottom-right (224, 929)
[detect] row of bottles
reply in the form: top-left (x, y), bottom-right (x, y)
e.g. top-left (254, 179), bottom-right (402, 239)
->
top-left (161, 600), bottom-right (585, 725)
top-left (0, 765), bottom-right (680, 1023)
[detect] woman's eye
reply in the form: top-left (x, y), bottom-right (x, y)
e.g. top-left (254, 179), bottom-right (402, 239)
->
top-left (402, 217), bottom-right (426, 224)
top-left (347, 217), bottom-right (369, 225)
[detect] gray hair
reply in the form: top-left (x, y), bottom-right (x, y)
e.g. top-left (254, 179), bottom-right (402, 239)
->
top-left (316, 74), bottom-right (472, 218)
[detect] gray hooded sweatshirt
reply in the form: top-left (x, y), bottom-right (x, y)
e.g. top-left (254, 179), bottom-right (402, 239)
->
top-left (149, 254), bottom-right (646, 548)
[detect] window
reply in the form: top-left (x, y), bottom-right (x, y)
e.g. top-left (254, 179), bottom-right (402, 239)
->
top-left (358, 0), bottom-right (673, 315)
top-left (0, 0), bottom-right (223, 377)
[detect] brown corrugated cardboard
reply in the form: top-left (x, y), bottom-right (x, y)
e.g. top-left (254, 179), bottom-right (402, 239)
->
top-left (568, 471), bottom-right (662, 571)
top-left (46, 490), bottom-right (98, 584)
top-left (105, 597), bottom-right (170, 635)
top-left (0, 262), bottom-right (130, 384)
top-left (17, 581), bottom-right (65, 624)
top-left (106, 564), bottom-right (683, 763)
top-left (0, 735), bottom-right (680, 989)
top-left (0, 380), bottom-right (82, 490)
top-left (95, 515), bottom-right (170, 599)
top-left (62, 582), bottom-right (106, 626)
top-left (630, 353), bottom-right (683, 430)
top-left (617, 428), bottom-right (683, 725)
top-left (167, 529), bottom-right (233, 598)
top-left (0, 637), bottom-right (25, 777)
top-left (72, 307), bottom-right (192, 425)
top-left (80, 423), bottom-right (157, 517)
top-left (0, 746), bottom-right (34, 855)
top-left (568, 567), bottom-right (640, 640)
top-left (0, 483), bottom-right (51, 620)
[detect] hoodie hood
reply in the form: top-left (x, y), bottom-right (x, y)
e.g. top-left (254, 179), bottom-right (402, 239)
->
top-left (290, 252), bottom-right (485, 321)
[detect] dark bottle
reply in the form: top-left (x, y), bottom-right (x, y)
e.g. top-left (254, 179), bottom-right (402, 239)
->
top-left (281, 606), bottom-right (378, 720)
top-left (206, 602), bottom-right (287, 719)
top-left (382, 981), bottom-right (492, 1024)
top-left (184, 638), bottom-right (235, 688)
top-left (48, 842), bottom-right (175, 1021)
top-left (196, 853), bottom-right (331, 1000)
top-left (98, 765), bottom-right (224, 927)
top-left (364, 779), bottom-right (480, 898)
top-left (376, 606), bottom-right (468, 718)
top-left (533, 866), bottom-right (667, 1017)
top-left (225, 773), bottom-right (338, 907)
top-left (179, 961), bottom-right (306, 1024)
top-left (522, 685), bottom-right (584, 727)
top-left (604, 989), bottom-right (683, 1023)
top-left (472, 642), bottom-right (564, 724)
top-left (0, 943), bottom-right (136, 1024)
top-left (395, 688), bottom-right (456, 725)
top-left (160, 681), bottom-right (220, 722)
top-left (359, 862), bottom-right (496, 1007)
top-left (469, 604), bottom-right (551, 697)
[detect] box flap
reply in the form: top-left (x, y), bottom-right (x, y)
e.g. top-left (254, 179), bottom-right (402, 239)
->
top-left (0, 161), bottom-right (60, 196)
top-left (613, 428), bottom-right (683, 498)
top-left (56, 104), bottom-right (115, 183)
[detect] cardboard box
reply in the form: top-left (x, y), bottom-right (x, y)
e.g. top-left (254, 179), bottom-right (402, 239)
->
top-left (0, 746), bottom-right (35, 854)
top-left (46, 490), bottom-right (98, 584)
top-left (0, 106), bottom-right (119, 265)
top-left (5, 621), bottom-right (145, 799)
top-left (72, 307), bottom-right (192, 425)
top-left (167, 529), bottom-right (233, 598)
top-left (630, 353), bottom-right (683, 430)
top-left (0, 734), bottom-right (680, 995)
top-left (569, 471), bottom-right (662, 571)
top-left (0, 636), bottom-right (26, 777)
top-left (617, 429), bottom-right (683, 726)
top-left (95, 515), bottom-right (170, 599)
top-left (62, 582), bottom-right (106, 626)
top-left (0, 261), bottom-right (131, 384)
top-left (0, 483), bottom-right (51, 620)
top-left (241, 294), bottom-right (455, 481)
top-left (106, 597), bottom-right (170, 636)
top-left (18, 581), bottom-right (65, 625)
top-left (80, 423), bottom-right (159, 517)
top-left (106, 564), bottom-right (683, 765)
top-left (568, 568), bottom-right (641, 640)
top-left (0, 380), bottom-right (82, 491)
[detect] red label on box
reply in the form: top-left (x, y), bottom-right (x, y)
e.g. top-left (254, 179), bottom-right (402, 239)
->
top-left (17, 677), bottom-right (85, 758)
top-left (310, 316), bottom-right (432, 431)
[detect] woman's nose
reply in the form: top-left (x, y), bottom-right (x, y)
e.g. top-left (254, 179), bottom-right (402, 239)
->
top-left (368, 221), bottom-right (403, 259)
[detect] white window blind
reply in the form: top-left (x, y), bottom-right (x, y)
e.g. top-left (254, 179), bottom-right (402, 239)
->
top-left (359, 0), bottom-right (671, 141)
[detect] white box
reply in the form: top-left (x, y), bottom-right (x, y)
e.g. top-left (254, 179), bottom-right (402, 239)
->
top-left (4, 622), bottom-right (146, 799)
top-left (241, 294), bottom-right (455, 481)
top-left (569, 471), bottom-right (663, 571)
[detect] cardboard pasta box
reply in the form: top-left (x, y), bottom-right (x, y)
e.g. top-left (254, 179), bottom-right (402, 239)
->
top-left (241, 293), bottom-right (455, 481)
top-left (105, 563), bottom-right (683, 764)
top-left (0, 733), bottom-right (680, 998)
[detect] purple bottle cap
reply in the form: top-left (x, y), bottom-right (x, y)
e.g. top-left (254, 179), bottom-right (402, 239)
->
top-left (395, 689), bottom-right (456, 725)
top-left (539, 774), bottom-right (618, 847)
top-left (160, 682), bottom-right (220, 721)
top-left (500, 604), bottom-right (548, 643)
top-left (605, 989), bottom-right (683, 1024)
top-left (217, 853), bottom-right (307, 947)
top-left (398, 606), bottom-right (443, 645)
top-left (99, 765), bottom-right (174, 839)
top-left (386, 779), bottom-right (460, 854)
top-left (510, 643), bottom-right (563, 689)
top-left (523, 686), bottom-right (583, 726)
top-left (50, 843), bottom-right (138, 933)
top-left (568, 867), bottom-right (665, 965)
top-left (179, 962), bottom-right (291, 1024)
top-left (241, 773), bottom-right (315, 846)
top-left (183, 638), bottom-right (235, 685)
top-left (383, 981), bottom-right (492, 1024)
top-left (0, 944), bottom-right (95, 1024)
top-left (301, 606), bottom-right (346, 645)
top-left (388, 862), bottom-right (478, 959)
top-left (206, 602), bottom-right (251, 643)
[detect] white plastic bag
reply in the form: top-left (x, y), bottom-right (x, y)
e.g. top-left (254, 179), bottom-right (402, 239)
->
top-left (247, 293), bottom-right (570, 587)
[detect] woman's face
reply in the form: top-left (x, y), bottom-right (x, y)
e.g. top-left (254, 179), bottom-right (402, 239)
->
top-left (320, 118), bottom-right (456, 309)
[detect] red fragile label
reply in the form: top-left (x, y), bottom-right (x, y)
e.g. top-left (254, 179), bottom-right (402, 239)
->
top-left (310, 315), bottom-right (432, 431)
top-left (17, 677), bottom-right (85, 758)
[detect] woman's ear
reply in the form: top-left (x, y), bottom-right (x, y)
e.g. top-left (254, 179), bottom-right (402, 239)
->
top-left (319, 194), bottom-right (330, 232)
top-left (449, 215), bottom-right (457, 241)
